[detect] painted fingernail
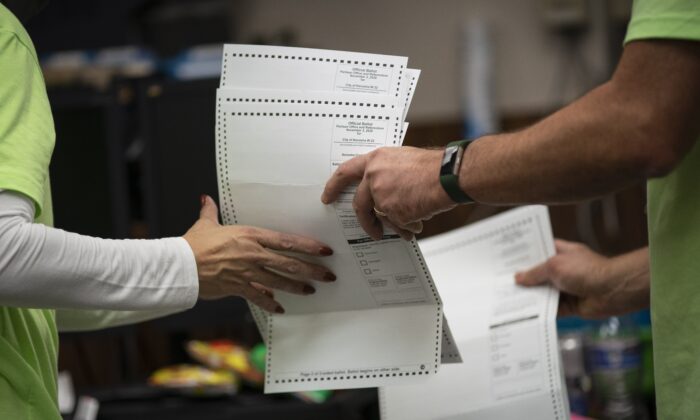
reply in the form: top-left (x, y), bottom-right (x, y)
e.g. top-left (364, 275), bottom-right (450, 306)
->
top-left (320, 246), bottom-right (334, 256)
top-left (275, 305), bottom-right (285, 314)
top-left (324, 272), bottom-right (337, 282)
top-left (303, 285), bottom-right (316, 294)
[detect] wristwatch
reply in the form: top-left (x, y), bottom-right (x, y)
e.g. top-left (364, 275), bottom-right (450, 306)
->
top-left (439, 139), bottom-right (475, 204)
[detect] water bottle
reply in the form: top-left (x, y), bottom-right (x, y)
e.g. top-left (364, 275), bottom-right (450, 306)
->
top-left (585, 315), bottom-right (645, 420)
top-left (559, 331), bottom-right (590, 415)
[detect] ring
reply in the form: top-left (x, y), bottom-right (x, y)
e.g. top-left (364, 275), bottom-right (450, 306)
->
top-left (373, 207), bottom-right (388, 217)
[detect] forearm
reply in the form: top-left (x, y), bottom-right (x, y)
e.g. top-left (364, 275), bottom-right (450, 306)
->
top-left (461, 83), bottom-right (650, 204)
top-left (56, 307), bottom-right (187, 332)
top-left (601, 247), bottom-right (650, 315)
top-left (0, 191), bottom-right (199, 311)
top-left (459, 41), bottom-right (700, 205)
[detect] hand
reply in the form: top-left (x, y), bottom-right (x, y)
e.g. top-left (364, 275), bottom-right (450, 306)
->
top-left (515, 240), bottom-right (650, 319)
top-left (321, 146), bottom-right (456, 240)
top-left (183, 195), bottom-right (336, 314)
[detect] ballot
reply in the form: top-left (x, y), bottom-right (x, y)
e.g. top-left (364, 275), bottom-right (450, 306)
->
top-left (215, 45), bottom-right (459, 393)
top-left (380, 206), bottom-right (570, 420)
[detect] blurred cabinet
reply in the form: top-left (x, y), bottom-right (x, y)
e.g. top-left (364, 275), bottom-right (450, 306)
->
top-left (138, 78), bottom-right (220, 238)
top-left (48, 85), bottom-right (131, 238)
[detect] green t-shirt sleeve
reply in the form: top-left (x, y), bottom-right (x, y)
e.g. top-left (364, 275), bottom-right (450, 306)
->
top-left (0, 30), bottom-right (54, 217)
top-left (625, 0), bottom-right (700, 44)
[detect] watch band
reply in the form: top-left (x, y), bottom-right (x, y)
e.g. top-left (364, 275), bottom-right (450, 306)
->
top-left (439, 139), bottom-right (475, 204)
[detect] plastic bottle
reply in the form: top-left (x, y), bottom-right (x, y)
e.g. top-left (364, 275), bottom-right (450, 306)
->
top-left (585, 315), bottom-right (645, 420)
top-left (559, 331), bottom-right (590, 415)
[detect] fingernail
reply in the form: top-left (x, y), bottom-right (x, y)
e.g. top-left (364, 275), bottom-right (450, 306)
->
top-left (320, 195), bottom-right (327, 204)
top-left (319, 246), bottom-right (334, 256)
top-left (324, 272), bottom-right (337, 282)
top-left (514, 273), bottom-right (523, 282)
top-left (303, 285), bottom-right (316, 294)
top-left (275, 305), bottom-right (285, 314)
top-left (200, 194), bottom-right (207, 206)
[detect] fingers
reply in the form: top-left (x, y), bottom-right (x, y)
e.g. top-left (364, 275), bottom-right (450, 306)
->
top-left (376, 214), bottom-right (414, 241)
top-left (241, 284), bottom-right (284, 314)
top-left (517, 263), bottom-right (581, 319)
top-left (321, 155), bottom-right (367, 204)
top-left (557, 294), bottom-right (579, 318)
top-left (554, 239), bottom-right (582, 253)
top-left (355, 178), bottom-right (384, 240)
top-left (252, 267), bottom-right (317, 296)
top-left (199, 195), bottom-right (220, 225)
top-left (250, 228), bottom-right (334, 257)
top-left (401, 220), bottom-right (423, 235)
top-left (260, 250), bottom-right (336, 283)
top-left (514, 261), bottom-right (551, 287)
top-left (250, 282), bottom-right (275, 299)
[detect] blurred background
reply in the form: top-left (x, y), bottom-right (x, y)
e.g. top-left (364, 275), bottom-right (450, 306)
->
top-left (23, 0), bottom-right (651, 419)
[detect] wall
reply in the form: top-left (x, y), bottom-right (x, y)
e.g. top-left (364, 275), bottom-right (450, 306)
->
top-left (231, 0), bottom-right (619, 123)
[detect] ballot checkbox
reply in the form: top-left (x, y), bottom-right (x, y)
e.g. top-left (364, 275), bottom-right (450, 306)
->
top-left (363, 268), bottom-right (372, 275)
top-left (360, 260), bottom-right (368, 266)
top-left (356, 252), bottom-right (364, 258)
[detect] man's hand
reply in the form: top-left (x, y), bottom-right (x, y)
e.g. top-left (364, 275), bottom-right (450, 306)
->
top-left (515, 239), bottom-right (650, 319)
top-left (184, 195), bottom-right (335, 314)
top-left (321, 146), bottom-right (456, 240)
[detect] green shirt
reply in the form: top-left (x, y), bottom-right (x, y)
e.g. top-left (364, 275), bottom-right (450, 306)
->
top-left (0, 4), bottom-right (60, 420)
top-left (625, 0), bottom-right (700, 418)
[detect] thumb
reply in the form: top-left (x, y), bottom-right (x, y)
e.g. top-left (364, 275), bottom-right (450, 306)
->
top-left (515, 261), bottom-right (551, 287)
top-left (554, 238), bottom-right (580, 253)
top-left (199, 195), bottom-right (220, 224)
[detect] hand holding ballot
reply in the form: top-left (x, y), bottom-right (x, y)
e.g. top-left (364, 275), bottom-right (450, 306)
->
top-left (184, 195), bottom-right (335, 314)
top-left (322, 146), bottom-right (456, 240)
top-left (516, 239), bottom-right (650, 319)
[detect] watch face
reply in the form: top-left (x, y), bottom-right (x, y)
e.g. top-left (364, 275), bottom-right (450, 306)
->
top-left (440, 145), bottom-right (461, 176)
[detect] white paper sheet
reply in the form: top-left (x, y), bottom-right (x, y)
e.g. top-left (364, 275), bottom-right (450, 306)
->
top-left (380, 206), bottom-right (569, 420)
top-left (221, 44), bottom-right (408, 99)
top-left (215, 92), bottom-right (457, 364)
top-left (215, 45), bottom-right (457, 393)
top-left (216, 99), bottom-right (443, 391)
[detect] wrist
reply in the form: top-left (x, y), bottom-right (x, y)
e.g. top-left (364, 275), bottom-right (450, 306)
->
top-left (608, 250), bottom-right (650, 294)
top-left (431, 149), bottom-right (458, 208)
top-left (595, 257), bottom-right (616, 289)
top-left (456, 137), bottom-right (481, 202)
top-left (173, 237), bottom-right (201, 305)
top-left (439, 140), bottom-right (476, 204)
top-left (598, 254), bottom-right (650, 315)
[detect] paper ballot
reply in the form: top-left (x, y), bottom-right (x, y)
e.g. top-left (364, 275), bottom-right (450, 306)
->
top-left (380, 206), bottom-right (569, 420)
top-left (215, 45), bottom-right (459, 393)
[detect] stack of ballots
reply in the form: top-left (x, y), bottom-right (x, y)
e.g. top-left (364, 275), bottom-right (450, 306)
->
top-left (215, 44), bottom-right (461, 394)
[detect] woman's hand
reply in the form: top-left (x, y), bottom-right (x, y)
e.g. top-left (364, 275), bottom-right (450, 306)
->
top-left (515, 240), bottom-right (650, 319)
top-left (183, 195), bottom-right (335, 314)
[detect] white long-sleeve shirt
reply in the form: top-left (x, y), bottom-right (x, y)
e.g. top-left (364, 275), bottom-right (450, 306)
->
top-left (0, 190), bottom-right (199, 331)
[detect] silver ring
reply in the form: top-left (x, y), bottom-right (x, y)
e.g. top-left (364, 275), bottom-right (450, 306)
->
top-left (373, 207), bottom-right (388, 217)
